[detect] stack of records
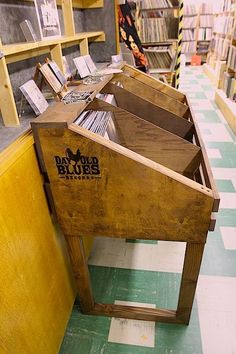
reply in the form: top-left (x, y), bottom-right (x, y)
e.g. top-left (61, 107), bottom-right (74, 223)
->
top-left (20, 79), bottom-right (49, 116)
top-left (74, 110), bottom-right (113, 137)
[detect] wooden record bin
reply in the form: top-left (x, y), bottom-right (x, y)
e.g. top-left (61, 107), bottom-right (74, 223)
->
top-left (32, 65), bottom-right (219, 325)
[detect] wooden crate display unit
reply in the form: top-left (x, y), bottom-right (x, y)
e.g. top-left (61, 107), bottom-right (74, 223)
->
top-left (32, 64), bottom-right (219, 325)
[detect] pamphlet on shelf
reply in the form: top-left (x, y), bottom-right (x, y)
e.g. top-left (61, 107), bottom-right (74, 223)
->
top-left (73, 56), bottom-right (90, 78)
top-left (48, 60), bottom-right (67, 86)
top-left (20, 79), bottom-right (49, 115)
top-left (20, 20), bottom-right (37, 42)
top-left (83, 55), bottom-right (97, 73)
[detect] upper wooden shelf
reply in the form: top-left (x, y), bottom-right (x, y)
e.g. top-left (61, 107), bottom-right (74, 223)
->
top-left (22, 0), bottom-right (104, 9)
top-left (2, 32), bottom-right (105, 64)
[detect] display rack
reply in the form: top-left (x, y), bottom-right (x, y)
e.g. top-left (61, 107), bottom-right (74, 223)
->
top-left (135, 0), bottom-right (180, 85)
top-left (32, 63), bottom-right (219, 325)
top-left (181, 4), bottom-right (198, 61)
top-left (0, 0), bottom-right (105, 127)
top-left (204, 0), bottom-right (235, 86)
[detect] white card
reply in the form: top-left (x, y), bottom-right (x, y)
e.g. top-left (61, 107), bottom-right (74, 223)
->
top-left (83, 55), bottom-right (97, 73)
top-left (20, 80), bottom-right (48, 115)
top-left (73, 56), bottom-right (90, 78)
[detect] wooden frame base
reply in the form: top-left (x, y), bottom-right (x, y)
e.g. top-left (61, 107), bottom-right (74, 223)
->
top-left (66, 236), bottom-right (205, 325)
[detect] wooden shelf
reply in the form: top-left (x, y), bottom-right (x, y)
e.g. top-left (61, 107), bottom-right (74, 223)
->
top-left (22, 0), bottom-right (104, 9)
top-left (215, 89), bottom-right (236, 134)
top-left (140, 6), bottom-right (179, 11)
top-left (3, 32), bottom-right (105, 64)
top-left (203, 63), bottom-right (221, 87)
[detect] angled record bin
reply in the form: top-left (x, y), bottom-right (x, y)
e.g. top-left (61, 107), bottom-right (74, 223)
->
top-left (32, 69), bottom-right (219, 325)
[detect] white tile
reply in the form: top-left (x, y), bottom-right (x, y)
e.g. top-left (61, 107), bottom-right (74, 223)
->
top-left (212, 168), bottom-right (236, 191)
top-left (197, 123), bottom-right (233, 142)
top-left (108, 301), bottom-right (155, 348)
top-left (220, 227), bottom-right (236, 250)
top-left (197, 276), bottom-right (236, 354)
top-left (219, 193), bottom-right (236, 209)
top-left (206, 148), bottom-right (222, 159)
top-left (191, 99), bottom-right (215, 110)
top-left (88, 238), bottom-right (185, 273)
top-left (204, 91), bottom-right (215, 100)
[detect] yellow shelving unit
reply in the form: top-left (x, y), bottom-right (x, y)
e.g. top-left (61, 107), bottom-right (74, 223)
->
top-left (0, 0), bottom-right (105, 127)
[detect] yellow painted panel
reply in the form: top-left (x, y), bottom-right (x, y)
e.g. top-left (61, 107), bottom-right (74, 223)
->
top-left (0, 136), bottom-right (76, 354)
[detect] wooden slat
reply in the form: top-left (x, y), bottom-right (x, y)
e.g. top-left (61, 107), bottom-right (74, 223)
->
top-left (102, 82), bottom-right (194, 140)
top-left (62, 0), bottom-right (76, 36)
top-left (2, 32), bottom-right (105, 63)
top-left (65, 237), bottom-right (94, 312)
top-left (21, 0), bottom-right (104, 8)
top-left (123, 64), bottom-right (186, 103)
top-left (88, 98), bottom-right (202, 175)
top-left (0, 56), bottom-right (20, 126)
top-left (113, 73), bottom-right (189, 118)
top-left (90, 303), bottom-right (180, 323)
top-left (50, 43), bottom-right (64, 73)
top-left (187, 96), bottom-right (220, 212)
top-left (177, 243), bottom-right (205, 324)
top-left (79, 38), bottom-right (89, 55)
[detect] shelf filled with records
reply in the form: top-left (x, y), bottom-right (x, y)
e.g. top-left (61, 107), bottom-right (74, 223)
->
top-left (135, 0), bottom-right (179, 83)
top-left (0, 1), bottom-right (105, 127)
top-left (207, 0), bottom-right (236, 134)
top-left (182, 4), bottom-right (197, 58)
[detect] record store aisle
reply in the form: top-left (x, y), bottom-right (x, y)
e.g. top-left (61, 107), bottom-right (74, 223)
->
top-left (60, 67), bottom-right (236, 354)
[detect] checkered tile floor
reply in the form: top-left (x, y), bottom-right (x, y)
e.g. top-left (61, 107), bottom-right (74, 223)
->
top-left (59, 67), bottom-right (236, 354)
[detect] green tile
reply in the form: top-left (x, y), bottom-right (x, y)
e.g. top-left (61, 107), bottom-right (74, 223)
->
top-left (89, 267), bottom-right (181, 309)
top-left (196, 75), bottom-right (205, 79)
top-left (216, 180), bottom-right (236, 193)
top-left (201, 226), bottom-right (236, 277)
top-left (126, 239), bottom-right (158, 244)
top-left (60, 268), bottom-right (202, 354)
top-left (189, 92), bottom-right (207, 99)
top-left (205, 142), bottom-right (236, 152)
top-left (196, 111), bottom-right (222, 123)
top-left (201, 84), bottom-right (213, 91)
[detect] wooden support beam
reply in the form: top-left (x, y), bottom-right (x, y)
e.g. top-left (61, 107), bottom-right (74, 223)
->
top-left (177, 243), bottom-right (205, 324)
top-left (65, 236), bottom-right (94, 313)
top-left (50, 43), bottom-right (64, 74)
top-left (0, 54), bottom-right (20, 126)
top-left (79, 38), bottom-right (89, 55)
top-left (62, 0), bottom-right (76, 36)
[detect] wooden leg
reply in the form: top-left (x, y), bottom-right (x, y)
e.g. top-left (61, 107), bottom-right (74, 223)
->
top-left (176, 242), bottom-right (205, 324)
top-left (66, 236), bottom-right (94, 313)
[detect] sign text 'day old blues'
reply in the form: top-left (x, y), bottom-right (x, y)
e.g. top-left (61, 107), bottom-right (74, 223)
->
top-left (54, 148), bottom-right (101, 180)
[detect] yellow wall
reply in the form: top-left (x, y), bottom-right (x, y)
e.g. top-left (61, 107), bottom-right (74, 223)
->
top-left (0, 133), bottom-right (77, 353)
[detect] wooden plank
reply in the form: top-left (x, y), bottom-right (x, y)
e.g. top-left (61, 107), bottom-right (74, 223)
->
top-left (65, 237), bottom-right (94, 312)
top-left (123, 64), bottom-right (186, 103)
top-left (102, 82), bottom-right (194, 140)
top-left (0, 136), bottom-right (75, 353)
top-left (21, 0), bottom-right (104, 8)
top-left (2, 32), bottom-right (105, 63)
top-left (50, 43), bottom-right (64, 73)
top-left (88, 98), bottom-right (202, 175)
top-left (187, 96), bottom-right (220, 212)
top-left (112, 73), bottom-right (189, 118)
top-left (203, 63), bottom-right (219, 87)
top-left (90, 303), bottom-right (180, 323)
top-left (35, 126), bottom-right (215, 243)
top-left (177, 243), bottom-right (205, 324)
top-left (62, 0), bottom-right (76, 36)
top-left (0, 56), bottom-right (20, 126)
top-left (215, 89), bottom-right (236, 134)
top-left (79, 38), bottom-right (89, 55)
